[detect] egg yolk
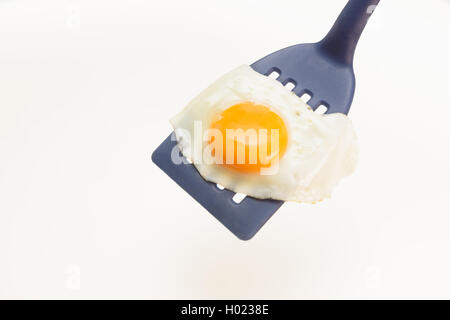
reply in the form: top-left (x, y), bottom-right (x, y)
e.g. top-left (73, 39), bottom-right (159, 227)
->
top-left (208, 102), bottom-right (288, 173)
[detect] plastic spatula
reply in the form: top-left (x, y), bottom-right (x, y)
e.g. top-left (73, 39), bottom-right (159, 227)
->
top-left (152, 0), bottom-right (380, 240)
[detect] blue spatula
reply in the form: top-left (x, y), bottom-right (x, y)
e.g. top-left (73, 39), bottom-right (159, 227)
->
top-left (152, 0), bottom-right (380, 240)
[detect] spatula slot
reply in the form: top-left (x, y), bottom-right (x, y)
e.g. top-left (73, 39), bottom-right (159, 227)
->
top-left (267, 68), bottom-right (281, 80)
top-left (216, 184), bottom-right (225, 190)
top-left (315, 104), bottom-right (329, 114)
top-left (232, 193), bottom-right (247, 204)
top-left (284, 80), bottom-right (296, 91)
top-left (300, 92), bottom-right (312, 103)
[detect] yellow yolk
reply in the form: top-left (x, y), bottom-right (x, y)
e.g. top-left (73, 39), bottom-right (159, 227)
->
top-left (209, 102), bottom-right (288, 173)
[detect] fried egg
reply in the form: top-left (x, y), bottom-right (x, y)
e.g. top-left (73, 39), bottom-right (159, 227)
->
top-left (170, 65), bottom-right (358, 203)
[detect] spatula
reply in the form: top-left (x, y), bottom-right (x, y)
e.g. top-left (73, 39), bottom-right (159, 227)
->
top-left (152, 0), bottom-right (380, 240)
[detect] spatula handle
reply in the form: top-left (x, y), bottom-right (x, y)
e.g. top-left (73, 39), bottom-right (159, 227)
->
top-left (319, 0), bottom-right (380, 65)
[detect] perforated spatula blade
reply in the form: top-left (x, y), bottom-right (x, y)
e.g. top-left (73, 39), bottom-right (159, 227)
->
top-left (152, 0), bottom-right (380, 240)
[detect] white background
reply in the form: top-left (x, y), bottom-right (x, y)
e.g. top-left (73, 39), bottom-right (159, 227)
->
top-left (1, 0), bottom-right (450, 299)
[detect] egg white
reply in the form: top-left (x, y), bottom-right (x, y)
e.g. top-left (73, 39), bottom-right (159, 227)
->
top-left (170, 65), bottom-right (358, 203)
